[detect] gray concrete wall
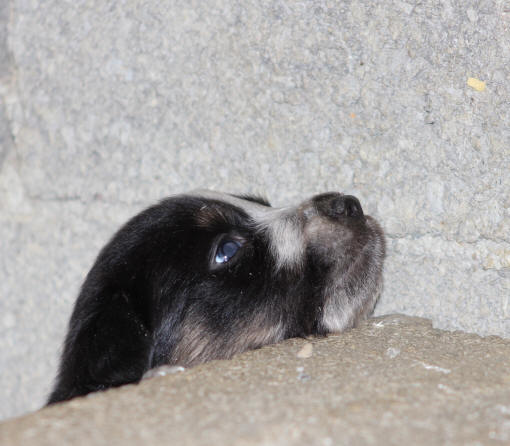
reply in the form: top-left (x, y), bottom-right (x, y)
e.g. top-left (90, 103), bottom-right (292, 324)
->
top-left (1, 0), bottom-right (508, 421)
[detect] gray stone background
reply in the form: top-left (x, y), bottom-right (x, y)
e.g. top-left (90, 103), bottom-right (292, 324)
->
top-left (0, 0), bottom-right (508, 421)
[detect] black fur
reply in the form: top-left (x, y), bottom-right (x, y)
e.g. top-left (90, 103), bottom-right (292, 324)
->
top-left (47, 191), bottom-right (384, 405)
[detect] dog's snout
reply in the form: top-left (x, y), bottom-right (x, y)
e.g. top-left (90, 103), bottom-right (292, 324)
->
top-left (313, 193), bottom-right (364, 219)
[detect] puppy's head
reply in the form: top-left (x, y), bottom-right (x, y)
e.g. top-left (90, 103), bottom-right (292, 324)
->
top-left (48, 191), bottom-right (385, 404)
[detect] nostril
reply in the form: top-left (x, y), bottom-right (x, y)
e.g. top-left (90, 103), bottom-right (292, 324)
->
top-left (342, 195), bottom-right (363, 218)
top-left (313, 193), bottom-right (364, 219)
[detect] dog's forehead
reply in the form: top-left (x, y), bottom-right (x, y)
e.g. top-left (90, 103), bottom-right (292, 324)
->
top-left (188, 189), bottom-right (298, 232)
top-left (189, 189), bottom-right (279, 217)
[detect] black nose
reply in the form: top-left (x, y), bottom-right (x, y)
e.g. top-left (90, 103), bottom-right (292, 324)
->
top-left (313, 193), bottom-right (364, 219)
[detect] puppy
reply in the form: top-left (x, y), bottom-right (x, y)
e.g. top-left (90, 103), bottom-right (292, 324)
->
top-left (47, 191), bottom-right (385, 405)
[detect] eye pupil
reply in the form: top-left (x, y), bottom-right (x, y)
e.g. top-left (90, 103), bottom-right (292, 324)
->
top-left (215, 240), bottom-right (241, 264)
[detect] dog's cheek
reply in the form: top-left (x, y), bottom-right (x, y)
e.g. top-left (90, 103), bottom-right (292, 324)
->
top-left (168, 297), bottom-right (286, 367)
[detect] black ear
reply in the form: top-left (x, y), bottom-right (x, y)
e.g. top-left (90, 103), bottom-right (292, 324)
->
top-left (46, 200), bottom-right (188, 405)
top-left (48, 237), bottom-right (152, 404)
top-left (47, 283), bottom-right (153, 405)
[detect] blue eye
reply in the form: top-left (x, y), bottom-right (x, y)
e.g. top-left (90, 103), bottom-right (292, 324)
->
top-left (215, 240), bottom-right (241, 264)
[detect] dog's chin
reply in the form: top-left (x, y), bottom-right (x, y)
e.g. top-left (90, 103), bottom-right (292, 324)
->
top-left (47, 190), bottom-right (385, 405)
top-left (316, 215), bottom-right (386, 333)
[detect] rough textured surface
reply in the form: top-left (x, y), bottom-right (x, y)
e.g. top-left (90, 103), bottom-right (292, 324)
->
top-left (1, 0), bottom-right (509, 421)
top-left (2, 315), bottom-right (510, 445)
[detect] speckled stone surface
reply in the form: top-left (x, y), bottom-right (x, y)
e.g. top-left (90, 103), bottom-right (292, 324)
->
top-left (1, 0), bottom-right (509, 420)
top-left (2, 315), bottom-right (510, 446)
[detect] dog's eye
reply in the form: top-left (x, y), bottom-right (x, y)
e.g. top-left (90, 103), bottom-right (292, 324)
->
top-left (214, 240), bottom-right (242, 264)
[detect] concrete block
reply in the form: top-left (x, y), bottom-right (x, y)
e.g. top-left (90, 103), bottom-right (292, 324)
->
top-left (2, 315), bottom-right (510, 445)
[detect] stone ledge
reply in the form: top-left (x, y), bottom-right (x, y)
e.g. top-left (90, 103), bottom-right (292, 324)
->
top-left (1, 314), bottom-right (510, 445)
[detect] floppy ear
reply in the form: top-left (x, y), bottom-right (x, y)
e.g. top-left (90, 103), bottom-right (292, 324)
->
top-left (46, 281), bottom-right (153, 405)
top-left (47, 200), bottom-right (187, 405)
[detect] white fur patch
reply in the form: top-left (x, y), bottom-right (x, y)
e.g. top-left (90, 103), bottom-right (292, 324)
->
top-left (254, 208), bottom-right (305, 270)
top-left (322, 295), bottom-right (352, 332)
